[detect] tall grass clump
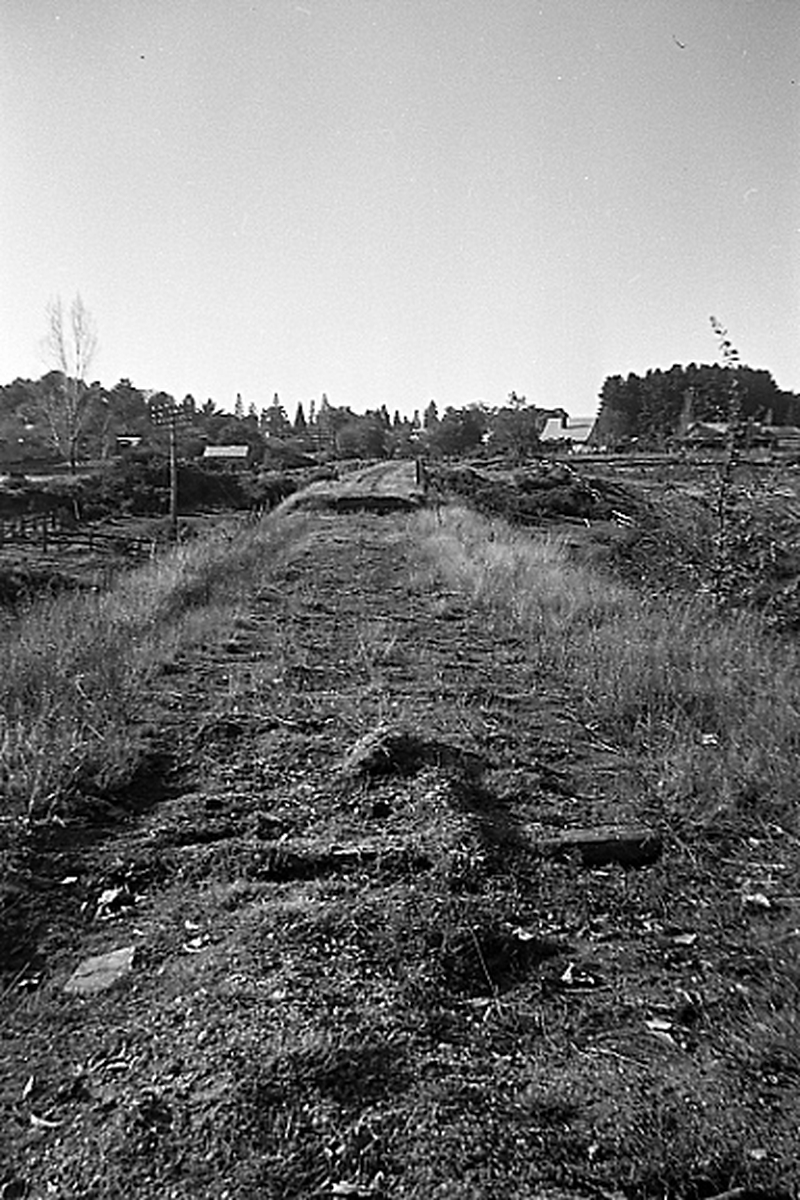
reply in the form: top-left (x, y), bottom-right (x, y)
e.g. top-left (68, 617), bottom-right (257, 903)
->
top-left (416, 506), bottom-right (800, 829)
top-left (0, 512), bottom-right (308, 820)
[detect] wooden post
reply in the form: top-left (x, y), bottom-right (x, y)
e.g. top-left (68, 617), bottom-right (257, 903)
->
top-left (169, 420), bottom-right (178, 540)
top-left (41, 514), bottom-right (48, 552)
top-left (148, 396), bottom-right (188, 538)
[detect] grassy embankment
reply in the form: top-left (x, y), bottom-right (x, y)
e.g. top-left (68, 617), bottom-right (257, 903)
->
top-left (0, 512), bottom-right (308, 823)
top-left (417, 505), bottom-right (800, 834)
top-left (3, 495), bottom-right (797, 834)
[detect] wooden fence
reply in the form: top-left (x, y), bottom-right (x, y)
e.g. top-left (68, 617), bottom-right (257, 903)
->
top-left (0, 512), bottom-right (158, 561)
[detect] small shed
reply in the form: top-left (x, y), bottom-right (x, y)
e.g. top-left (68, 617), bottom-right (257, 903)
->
top-left (202, 444), bottom-right (254, 469)
top-left (116, 435), bottom-right (143, 453)
top-left (683, 422), bottom-right (729, 448)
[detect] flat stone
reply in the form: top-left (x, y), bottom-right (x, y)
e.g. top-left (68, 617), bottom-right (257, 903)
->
top-left (64, 945), bottom-right (136, 995)
top-left (532, 826), bottom-right (662, 868)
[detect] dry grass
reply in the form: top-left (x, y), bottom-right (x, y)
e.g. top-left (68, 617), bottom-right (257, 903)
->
top-left (416, 505), bottom-right (800, 831)
top-left (0, 512), bottom-right (309, 820)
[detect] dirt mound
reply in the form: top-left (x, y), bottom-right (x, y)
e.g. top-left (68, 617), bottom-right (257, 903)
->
top-left (431, 462), bottom-right (645, 525)
top-left (301, 492), bottom-right (421, 514)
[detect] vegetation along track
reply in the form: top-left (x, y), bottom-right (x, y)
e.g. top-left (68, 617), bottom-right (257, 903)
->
top-left (1, 463), bottom-right (799, 1199)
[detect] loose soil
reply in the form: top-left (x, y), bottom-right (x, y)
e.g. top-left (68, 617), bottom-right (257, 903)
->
top-left (2, 462), bottom-right (799, 1198)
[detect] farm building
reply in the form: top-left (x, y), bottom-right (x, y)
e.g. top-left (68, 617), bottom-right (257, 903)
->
top-left (760, 426), bottom-right (800, 454)
top-left (116, 435), bottom-right (143, 453)
top-left (202, 444), bottom-right (255, 468)
top-left (682, 421), bottom-right (729, 448)
top-left (681, 422), bottom-right (800, 455)
top-left (540, 416), bottom-right (596, 451)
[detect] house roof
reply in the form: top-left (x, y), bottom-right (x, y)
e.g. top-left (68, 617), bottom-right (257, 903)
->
top-left (541, 417), bottom-right (595, 443)
top-left (763, 425), bottom-right (800, 440)
top-left (540, 418), bottom-right (566, 441)
top-left (684, 422), bottom-right (728, 440)
top-left (566, 419), bottom-right (595, 443)
top-left (203, 444), bottom-right (250, 458)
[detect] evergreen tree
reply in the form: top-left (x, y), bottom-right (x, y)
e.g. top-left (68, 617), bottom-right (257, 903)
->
top-left (427, 405), bottom-right (484, 456)
top-left (263, 392), bottom-right (290, 438)
top-left (423, 400), bottom-right (439, 429)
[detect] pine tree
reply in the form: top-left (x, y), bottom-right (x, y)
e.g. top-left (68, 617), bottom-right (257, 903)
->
top-left (423, 400), bottom-right (439, 429)
top-left (264, 393), bottom-right (290, 438)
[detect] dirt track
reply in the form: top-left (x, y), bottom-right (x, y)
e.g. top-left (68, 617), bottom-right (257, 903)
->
top-left (2, 478), bottom-right (799, 1198)
top-left (285, 460), bottom-right (424, 514)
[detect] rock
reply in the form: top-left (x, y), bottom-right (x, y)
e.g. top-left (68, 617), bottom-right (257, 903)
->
top-left (64, 945), bottom-right (136, 996)
top-left (532, 826), bottom-right (662, 868)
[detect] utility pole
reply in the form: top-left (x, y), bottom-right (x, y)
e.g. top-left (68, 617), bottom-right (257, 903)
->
top-left (148, 395), bottom-right (192, 539)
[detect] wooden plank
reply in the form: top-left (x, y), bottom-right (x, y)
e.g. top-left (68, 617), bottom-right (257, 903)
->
top-left (531, 825), bottom-right (662, 868)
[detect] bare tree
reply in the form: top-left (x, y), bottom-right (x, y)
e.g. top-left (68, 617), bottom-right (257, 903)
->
top-left (39, 294), bottom-right (98, 472)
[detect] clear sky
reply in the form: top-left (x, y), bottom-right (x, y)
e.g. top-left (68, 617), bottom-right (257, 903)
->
top-left (1, 0), bottom-right (798, 418)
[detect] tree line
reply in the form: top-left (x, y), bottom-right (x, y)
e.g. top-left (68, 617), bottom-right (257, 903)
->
top-left (0, 377), bottom-right (557, 468)
top-left (0, 295), bottom-right (555, 468)
top-left (594, 362), bottom-right (800, 448)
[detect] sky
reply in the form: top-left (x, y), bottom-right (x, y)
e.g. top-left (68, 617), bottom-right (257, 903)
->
top-left (1, 0), bottom-right (798, 420)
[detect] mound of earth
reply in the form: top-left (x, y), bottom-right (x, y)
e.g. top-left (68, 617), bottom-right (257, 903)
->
top-left (431, 462), bottom-right (646, 525)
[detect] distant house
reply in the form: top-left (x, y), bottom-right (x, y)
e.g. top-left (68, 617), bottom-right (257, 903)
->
top-left (541, 415), bottom-right (596, 451)
top-left (760, 425), bottom-right (800, 454)
top-left (681, 422), bottom-right (800, 455)
top-left (202, 444), bottom-right (254, 468)
top-left (116, 435), bottom-right (143, 453)
top-left (683, 421), bottom-right (729, 448)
